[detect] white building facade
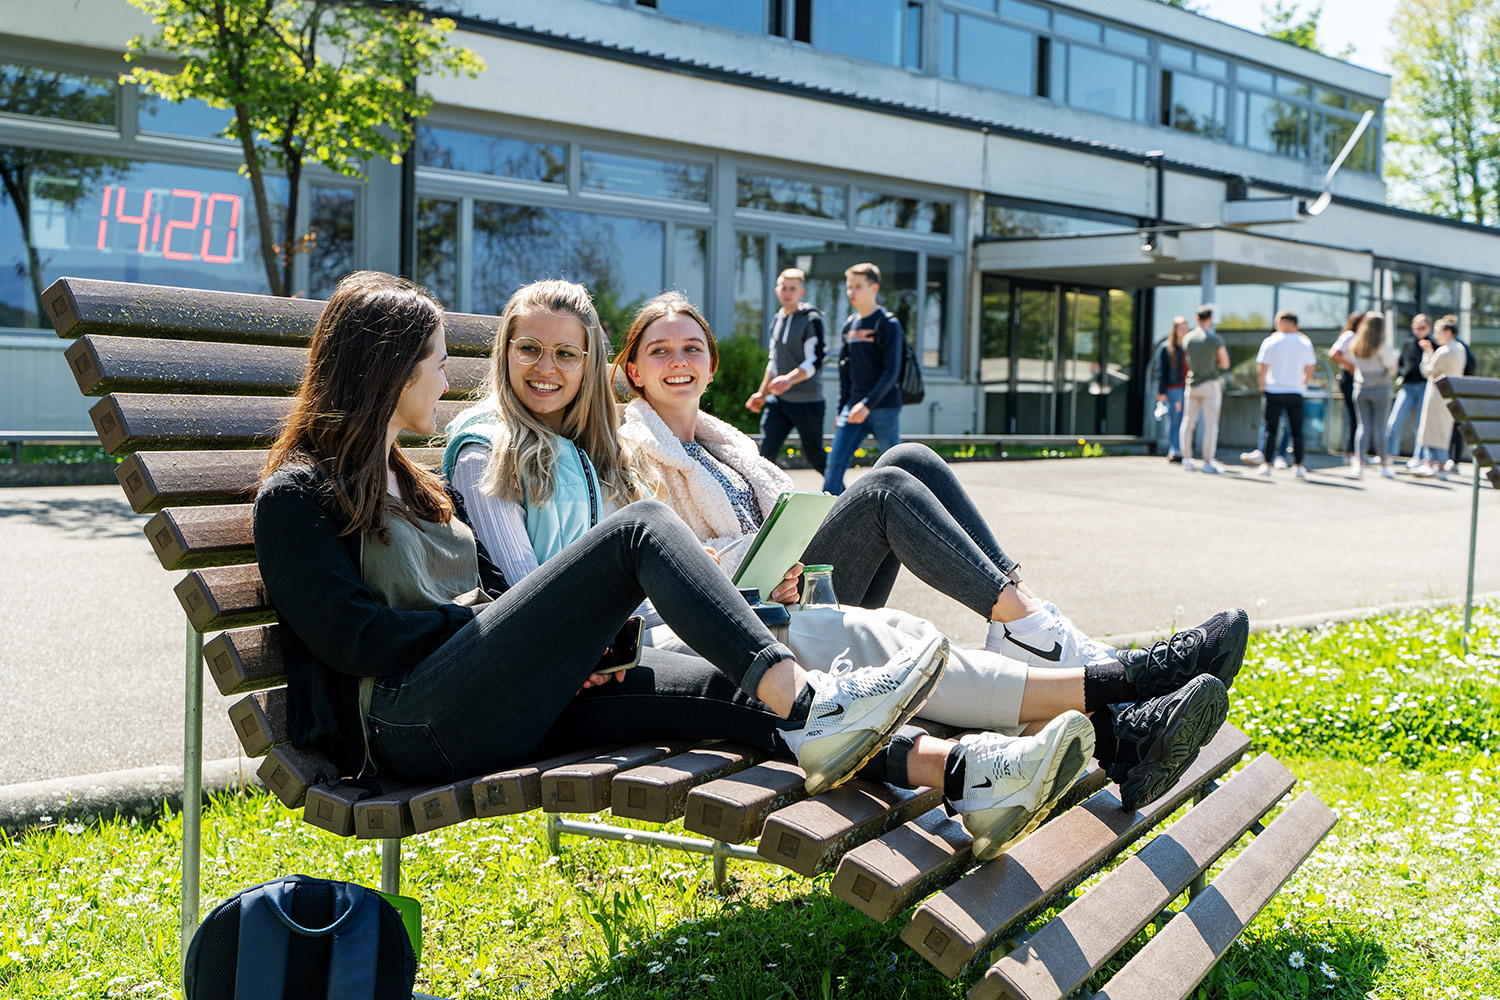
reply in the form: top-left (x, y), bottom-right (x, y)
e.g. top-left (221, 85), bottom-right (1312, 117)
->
top-left (3, 0), bottom-right (1497, 448)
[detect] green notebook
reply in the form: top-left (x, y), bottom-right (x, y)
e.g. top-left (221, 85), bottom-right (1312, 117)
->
top-left (729, 491), bottom-right (839, 599)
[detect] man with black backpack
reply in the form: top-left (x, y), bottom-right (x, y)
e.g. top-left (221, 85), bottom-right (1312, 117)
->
top-left (746, 267), bottom-right (827, 474)
top-left (824, 261), bottom-right (905, 494)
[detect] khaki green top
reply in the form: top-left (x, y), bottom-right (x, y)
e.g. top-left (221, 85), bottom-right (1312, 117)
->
top-left (1182, 327), bottom-right (1225, 388)
top-left (362, 506), bottom-right (480, 611)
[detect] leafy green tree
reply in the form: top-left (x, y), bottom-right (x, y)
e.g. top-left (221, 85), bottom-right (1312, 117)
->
top-left (1386, 0), bottom-right (1500, 226)
top-left (123, 0), bottom-right (484, 296)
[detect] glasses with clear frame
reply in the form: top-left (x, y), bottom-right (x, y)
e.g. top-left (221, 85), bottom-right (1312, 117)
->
top-left (509, 337), bottom-right (588, 371)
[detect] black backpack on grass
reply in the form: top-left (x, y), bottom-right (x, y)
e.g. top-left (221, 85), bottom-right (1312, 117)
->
top-left (184, 874), bottom-right (415, 1000)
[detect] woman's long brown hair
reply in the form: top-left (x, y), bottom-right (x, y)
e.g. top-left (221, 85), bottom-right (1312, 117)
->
top-left (264, 270), bottom-right (453, 540)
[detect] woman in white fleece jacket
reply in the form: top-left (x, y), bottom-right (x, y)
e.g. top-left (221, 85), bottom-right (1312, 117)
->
top-left (615, 292), bottom-right (1123, 670)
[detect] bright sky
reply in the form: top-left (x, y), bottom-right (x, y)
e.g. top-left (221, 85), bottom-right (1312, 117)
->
top-left (1193, 0), bottom-right (1401, 73)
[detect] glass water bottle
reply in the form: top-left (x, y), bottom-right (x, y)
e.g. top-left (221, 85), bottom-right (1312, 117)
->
top-left (799, 564), bottom-right (838, 611)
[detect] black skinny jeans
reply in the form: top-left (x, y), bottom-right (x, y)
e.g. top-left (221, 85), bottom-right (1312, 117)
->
top-left (801, 443), bottom-right (1020, 622)
top-left (1263, 392), bottom-right (1306, 466)
top-left (367, 500), bottom-right (795, 783)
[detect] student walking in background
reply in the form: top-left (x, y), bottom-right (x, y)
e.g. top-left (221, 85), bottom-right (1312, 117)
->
top-left (1338, 313), bottom-right (1396, 479)
top-left (824, 262), bottom-right (903, 495)
top-left (1387, 313), bottom-right (1431, 464)
top-left (746, 268), bottom-right (826, 474)
top-left (1179, 305), bottom-right (1229, 474)
top-left (1328, 311), bottom-right (1368, 465)
top-left (1156, 316), bottom-right (1188, 464)
top-left (1412, 314), bottom-right (1467, 480)
top-left (1253, 311), bottom-right (1317, 479)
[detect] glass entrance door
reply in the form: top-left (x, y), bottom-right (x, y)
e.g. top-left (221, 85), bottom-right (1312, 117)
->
top-left (979, 279), bottom-right (1116, 435)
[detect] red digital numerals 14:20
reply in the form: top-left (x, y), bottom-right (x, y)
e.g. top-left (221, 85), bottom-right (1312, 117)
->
top-left (97, 186), bottom-right (242, 263)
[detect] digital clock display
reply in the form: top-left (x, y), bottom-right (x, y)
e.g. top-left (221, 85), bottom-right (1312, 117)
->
top-left (95, 185), bottom-right (243, 264)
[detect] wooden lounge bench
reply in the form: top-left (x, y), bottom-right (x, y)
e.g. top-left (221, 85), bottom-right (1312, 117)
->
top-left (48, 274), bottom-right (1333, 998)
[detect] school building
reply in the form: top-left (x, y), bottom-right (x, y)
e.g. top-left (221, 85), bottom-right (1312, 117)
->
top-left (4, 0), bottom-right (1497, 449)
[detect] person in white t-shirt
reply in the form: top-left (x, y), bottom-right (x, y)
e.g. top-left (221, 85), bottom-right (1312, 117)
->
top-left (1254, 311), bottom-right (1318, 479)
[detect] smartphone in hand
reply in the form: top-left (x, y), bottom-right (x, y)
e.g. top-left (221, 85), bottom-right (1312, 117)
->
top-left (595, 616), bottom-right (644, 674)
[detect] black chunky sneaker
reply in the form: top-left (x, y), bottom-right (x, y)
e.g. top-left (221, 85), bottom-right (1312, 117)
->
top-left (1114, 608), bottom-right (1249, 700)
top-left (1106, 674), bottom-right (1228, 812)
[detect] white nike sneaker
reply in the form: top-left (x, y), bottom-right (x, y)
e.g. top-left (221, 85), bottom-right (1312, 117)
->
top-left (951, 712), bottom-right (1096, 861)
top-left (781, 634), bottom-right (949, 795)
top-left (1272, 455), bottom-right (1290, 470)
top-left (1239, 449), bottom-right (1265, 466)
top-left (1042, 601), bottom-right (1118, 667)
top-left (1000, 609), bottom-right (1111, 669)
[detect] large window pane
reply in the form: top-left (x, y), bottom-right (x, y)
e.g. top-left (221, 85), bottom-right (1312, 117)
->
top-left (983, 202), bottom-right (1127, 237)
top-left (1067, 46), bottom-right (1137, 119)
top-left (855, 191), bottom-right (952, 234)
top-left (674, 226), bottom-right (708, 310)
top-left (139, 95), bottom-right (233, 141)
top-left (737, 173), bottom-right (846, 220)
top-left (954, 14), bottom-right (1035, 94)
top-left (416, 198), bottom-right (458, 308)
top-left (1318, 112), bottom-right (1375, 172)
top-left (1277, 283), bottom-right (1349, 335)
top-left (812, 0), bottom-right (904, 65)
top-left (0, 149), bottom-right (284, 327)
top-left (923, 256), bottom-right (950, 367)
top-left (1241, 92), bottom-right (1307, 157)
top-left (1, 63), bottom-right (115, 126)
top-left (417, 126), bottom-right (565, 184)
top-left (642, 0), bottom-right (765, 33)
top-left (999, 0), bottom-right (1048, 27)
top-left (470, 202), bottom-right (664, 342)
top-left (734, 233), bottom-right (766, 341)
top-left (306, 186), bottom-right (355, 300)
top-left (1162, 72), bottom-right (1226, 139)
top-left (580, 149), bottom-right (710, 203)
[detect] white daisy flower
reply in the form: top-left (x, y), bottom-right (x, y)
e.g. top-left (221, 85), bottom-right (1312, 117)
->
top-left (1288, 951), bottom-right (1306, 969)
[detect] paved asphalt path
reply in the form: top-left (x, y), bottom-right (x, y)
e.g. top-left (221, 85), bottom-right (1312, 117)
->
top-left (1, 452), bottom-right (1494, 786)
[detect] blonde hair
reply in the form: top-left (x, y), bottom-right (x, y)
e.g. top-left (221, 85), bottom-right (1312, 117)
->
top-left (476, 280), bottom-right (655, 507)
top-left (1352, 313), bottom-right (1385, 359)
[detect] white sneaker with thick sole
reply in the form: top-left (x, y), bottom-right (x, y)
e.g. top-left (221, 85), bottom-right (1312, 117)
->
top-left (951, 711), bottom-right (1096, 861)
top-left (1042, 601), bottom-right (1118, 667)
top-left (1256, 463), bottom-right (1273, 477)
top-left (781, 634), bottom-right (949, 795)
top-left (1239, 449), bottom-right (1265, 466)
top-left (1294, 465), bottom-right (1308, 479)
top-left (1181, 457), bottom-right (1198, 472)
top-left (1272, 455), bottom-right (1290, 470)
top-left (1201, 460), bottom-right (1223, 475)
top-left (1000, 610), bottom-right (1111, 669)
top-left (1380, 466), bottom-right (1395, 479)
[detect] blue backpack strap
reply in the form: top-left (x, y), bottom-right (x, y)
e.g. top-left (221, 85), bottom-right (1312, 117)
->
top-left (234, 884), bottom-right (292, 1000)
top-left (324, 882), bottom-right (380, 1000)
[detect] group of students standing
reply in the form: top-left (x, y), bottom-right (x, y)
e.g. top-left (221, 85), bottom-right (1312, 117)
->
top-left (1156, 304), bottom-right (1475, 481)
top-left (251, 269), bottom-right (1251, 866)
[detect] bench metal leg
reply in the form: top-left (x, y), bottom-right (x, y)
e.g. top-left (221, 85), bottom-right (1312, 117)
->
top-left (546, 813), bottom-right (768, 891)
top-left (181, 621), bottom-right (204, 968)
top-left (381, 838), bottom-right (401, 895)
top-left (1464, 460), bottom-right (1481, 655)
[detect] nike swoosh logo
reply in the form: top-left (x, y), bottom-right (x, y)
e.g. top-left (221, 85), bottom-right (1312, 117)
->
top-left (973, 777), bottom-right (992, 789)
top-left (1007, 634), bottom-right (1064, 662)
top-left (815, 703), bottom-right (845, 720)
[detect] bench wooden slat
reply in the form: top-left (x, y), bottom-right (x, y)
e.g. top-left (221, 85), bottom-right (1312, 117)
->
top-left (683, 759), bottom-right (808, 844)
top-left (146, 505), bottom-right (255, 570)
top-left (257, 743), bottom-right (336, 808)
top-left (90, 393), bottom-right (466, 454)
top-left (610, 743), bottom-right (771, 823)
top-left (1457, 420), bottom-right (1500, 447)
top-left (227, 688), bottom-right (287, 758)
top-left (304, 782), bottom-right (364, 837)
top-left (1435, 374), bottom-right (1500, 402)
top-left (831, 765), bottom-right (1109, 924)
top-left (175, 563), bottom-right (273, 633)
top-left (115, 448), bottom-right (444, 513)
top-left (758, 781), bottom-right (943, 877)
top-left (355, 788), bottom-right (421, 840)
top-left (542, 741), bottom-right (699, 814)
top-left (470, 746), bottom-right (623, 818)
top-left (901, 726), bottom-right (1250, 979)
top-left (409, 778), bottom-right (480, 835)
top-left (1095, 792), bottom-right (1336, 1000)
top-left (42, 275), bottom-right (499, 355)
top-left (1446, 396), bottom-right (1500, 422)
top-left (203, 625), bottom-right (285, 696)
top-left (970, 752), bottom-right (1295, 1000)
top-left (64, 334), bottom-right (488, 398)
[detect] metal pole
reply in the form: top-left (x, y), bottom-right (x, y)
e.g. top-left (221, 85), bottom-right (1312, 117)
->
top-left (381, 839), bottom-right (402, 895)
top-left (181, 621), bottom-right (204, 970)
top-left (1464, 459), bottom-right (1481, 655)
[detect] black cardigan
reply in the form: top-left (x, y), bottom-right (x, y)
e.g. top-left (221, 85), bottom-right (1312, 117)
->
top-left (252, 462), bottom-right (506, 776)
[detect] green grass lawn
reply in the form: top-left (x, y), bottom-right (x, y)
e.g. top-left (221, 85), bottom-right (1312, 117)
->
top-left (3, 603), bottom-right (1497, 999)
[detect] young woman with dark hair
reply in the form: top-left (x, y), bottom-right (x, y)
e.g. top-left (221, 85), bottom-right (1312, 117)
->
top-left (252, 270), bottom-right (952, 803)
